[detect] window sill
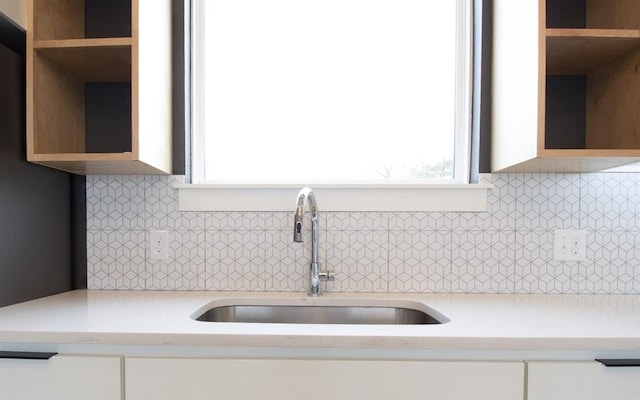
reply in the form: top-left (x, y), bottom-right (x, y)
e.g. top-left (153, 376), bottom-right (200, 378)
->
top-left (175, 183), bottom-right (492, 212)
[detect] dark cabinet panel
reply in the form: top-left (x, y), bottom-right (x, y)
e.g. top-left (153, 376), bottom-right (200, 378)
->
top-left (0, 17), bottom-right (77, 307)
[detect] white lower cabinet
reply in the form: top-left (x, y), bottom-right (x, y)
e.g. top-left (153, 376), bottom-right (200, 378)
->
top-left (0, 354), bottom-right (123, 399)
top-left (125, 357), bottom-right (524, 400)
top-left (527, 361), bottom-right (640, 400)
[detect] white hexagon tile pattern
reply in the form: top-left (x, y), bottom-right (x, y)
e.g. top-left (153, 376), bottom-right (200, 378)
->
top-left (87, 173), bottom-right (640, 294)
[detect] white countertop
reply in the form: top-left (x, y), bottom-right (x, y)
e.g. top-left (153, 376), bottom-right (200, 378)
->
top-left (0, 290), bottom-right (640, 353)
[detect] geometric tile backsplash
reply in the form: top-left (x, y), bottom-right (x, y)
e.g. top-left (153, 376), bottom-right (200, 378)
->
top-left (87, 173), bottom-right (640, 294)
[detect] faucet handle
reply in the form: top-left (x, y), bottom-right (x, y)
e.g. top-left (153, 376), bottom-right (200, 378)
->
top-left (319, 270), bottom-right (336, 282)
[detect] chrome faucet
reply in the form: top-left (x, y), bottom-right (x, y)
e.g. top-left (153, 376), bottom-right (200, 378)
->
top-left (293, 187), bottom-right (334, 296)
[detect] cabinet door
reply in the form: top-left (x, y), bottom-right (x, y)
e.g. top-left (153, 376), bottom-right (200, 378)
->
top-left (528, 361), bottom-right (640, 400)
top-left (126, 357), bottom-right (524, 400)
top-left (0, 355), bottom-right (122, 400)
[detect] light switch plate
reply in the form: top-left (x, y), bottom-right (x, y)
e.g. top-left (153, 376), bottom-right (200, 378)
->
top-left (553, 230), bottom-right (587, 262)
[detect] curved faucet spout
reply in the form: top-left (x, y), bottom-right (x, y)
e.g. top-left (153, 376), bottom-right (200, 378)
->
top-left (293, 187), bottom-right (317, 248)
top-left (293, 187), bottom-right (332, 296)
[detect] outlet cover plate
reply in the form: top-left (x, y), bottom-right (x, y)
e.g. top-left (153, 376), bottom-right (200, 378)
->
top-left (150, 230), bottom-right (169, 260)
top-left (553, 229), bottom-right (587, 262)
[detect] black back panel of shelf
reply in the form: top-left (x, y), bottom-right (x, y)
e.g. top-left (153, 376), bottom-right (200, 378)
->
top-left (546, 0), bottom-right (586, 28)
top-left (545, 75), bottom-right (586, 149)
top-left (85, 0), bottom-right (132, 38)
top-left (85, 82), bottom-right (132, 153)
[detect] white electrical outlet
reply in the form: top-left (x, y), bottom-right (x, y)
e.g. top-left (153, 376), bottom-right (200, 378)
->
top-left (553, 230), bottom-right (587, 262)
top-left (150, 230), bottom-right (169, 260)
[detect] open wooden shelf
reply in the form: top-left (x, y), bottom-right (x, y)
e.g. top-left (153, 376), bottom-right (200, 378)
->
top-left (27, 0), bottom-right (172, 175)
top-left (546, 29), bottom-right (640, 74)
top-left (492, 0), bottom-right (640, 172)
top-left (34, 38), bottom-right (132, 81)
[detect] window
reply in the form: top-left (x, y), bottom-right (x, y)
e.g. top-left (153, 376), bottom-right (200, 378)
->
top-left (191, 0), bottom-right (473, 184)
top-left (181, 0), bottom-right (489, 212)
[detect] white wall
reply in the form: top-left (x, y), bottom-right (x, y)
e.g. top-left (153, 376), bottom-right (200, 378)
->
top-left (0, 0), bottom-right (25, 28)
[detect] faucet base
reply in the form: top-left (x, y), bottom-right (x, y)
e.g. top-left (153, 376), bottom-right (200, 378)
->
top-left (308, 263), bottom-right (335, 297)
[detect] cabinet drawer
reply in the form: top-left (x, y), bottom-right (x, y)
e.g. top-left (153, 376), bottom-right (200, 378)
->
top-left (0, 354), bottom-right (122, 400)
top-left (126, 357), bottom-right (524, 400)
top-left (528, 361), bottom-right (640, 400)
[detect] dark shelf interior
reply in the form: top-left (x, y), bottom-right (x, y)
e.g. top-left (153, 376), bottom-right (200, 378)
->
top-left (545, 75), bottom-right (586, 149)
top-left (85, 0), bottom-right (132, 38)
top-left (546, 0), bottom-right (586, 29)
top-left (85, 82), bottom-right (132, 153)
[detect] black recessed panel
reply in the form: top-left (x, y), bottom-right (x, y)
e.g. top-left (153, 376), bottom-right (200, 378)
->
top-left (0, 40), bottom-right (72, 307)
top-left (545, 75), bottom-right (586, 149)
top-left (85, 0), bottom-right (132, 38)
top-left (85, 82), bottom-right (132, 153)
top-left (547, 0), bottom-right (586, 28)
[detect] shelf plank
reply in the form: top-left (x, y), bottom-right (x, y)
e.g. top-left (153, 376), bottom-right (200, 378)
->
top-left (34, 37), bottom-right (132, 48)
top-left (541, 149), bottom-right (640, 157)
top-left (29, 159), bottom-right (169, 175)
top-left (29, 152), bottom-right (134, 162)
top-left (34, 38), bottom-right (132, 81)
top-left (27, 152), bottom-right (169, 174)
top-left (494, 152), bottom-right (640, 173)
top-left (546, 29), bottom-right (640, 74)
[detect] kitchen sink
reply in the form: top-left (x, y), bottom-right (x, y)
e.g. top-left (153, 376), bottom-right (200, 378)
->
top-left (192, 300), bottom-right (448, 325)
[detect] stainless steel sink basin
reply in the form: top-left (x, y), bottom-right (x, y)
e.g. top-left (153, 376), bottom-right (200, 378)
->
top-left (192, 300), bottom-right (448, 325)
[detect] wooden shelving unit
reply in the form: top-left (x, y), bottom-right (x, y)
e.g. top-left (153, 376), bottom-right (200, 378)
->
top-left (26, 0), bottom-right (172, 175)
top-left (492, 0), bottom-right (640, 172)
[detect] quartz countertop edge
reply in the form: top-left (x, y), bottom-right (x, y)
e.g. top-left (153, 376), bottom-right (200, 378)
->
top-left (0, 290), bottom-right (639, 351)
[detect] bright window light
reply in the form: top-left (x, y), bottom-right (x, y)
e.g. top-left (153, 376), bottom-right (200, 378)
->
top-left (192, 0), bottom-right (472, 184)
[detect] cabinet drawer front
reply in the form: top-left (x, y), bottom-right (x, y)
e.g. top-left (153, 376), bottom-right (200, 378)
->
top-left (528, 361), bottom-right (640, 400)
top-left (126, 358), bottom-right (524, 400)
top-left (0, 355), bottom-right (122, 400)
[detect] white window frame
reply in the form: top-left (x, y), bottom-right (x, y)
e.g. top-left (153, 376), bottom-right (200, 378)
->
top-left (178, 0), bottom-right (490, 212)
